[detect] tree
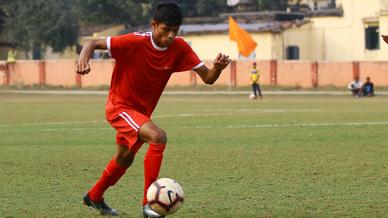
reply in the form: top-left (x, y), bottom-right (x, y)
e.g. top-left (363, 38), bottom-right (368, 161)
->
top-left (256, 0), bottom-right (288, 10)
top-left (77, 0), bottom-right (146, 26)
top-left (0, 0), bottom-right (290, 60)
top-left (2, 0), bottom-right (79, 59)
top-left (194, 0), bottom-right (232, 17)
top-left (162, 0), bottom-right (232, 17)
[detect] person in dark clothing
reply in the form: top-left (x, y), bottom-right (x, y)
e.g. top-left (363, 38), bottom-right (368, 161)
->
top-left (360, 77), bottom-right (374, 97)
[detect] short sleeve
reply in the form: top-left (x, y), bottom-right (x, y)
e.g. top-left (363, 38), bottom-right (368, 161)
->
top-left (108, 33), bottom-right (138, 61)
top-left (173, 38), bottom-right (203, 72)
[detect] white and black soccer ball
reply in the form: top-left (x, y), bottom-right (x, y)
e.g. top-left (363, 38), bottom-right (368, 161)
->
top-left (146, 178), bottom-right (184, 216)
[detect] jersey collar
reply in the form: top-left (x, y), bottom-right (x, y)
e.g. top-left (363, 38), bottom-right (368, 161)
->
top-left (150, 32), bottom-right (168, 51)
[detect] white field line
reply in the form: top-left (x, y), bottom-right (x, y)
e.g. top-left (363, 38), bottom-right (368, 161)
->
top-left (0, 109), bottom-right (321, 127)
top-left (1, 121), bottom-right (388, 133)
top-left (0, 90), bottom-right (108, 95)
top-left (153, 109), bottom-right (321, 118)
top-left (186, 121), bottom-right (388, 129)
top-left (0, 120), bottom-right (105, 127)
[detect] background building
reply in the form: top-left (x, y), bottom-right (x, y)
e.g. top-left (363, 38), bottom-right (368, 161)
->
top-left (183, 0), bottom-right (388, 61)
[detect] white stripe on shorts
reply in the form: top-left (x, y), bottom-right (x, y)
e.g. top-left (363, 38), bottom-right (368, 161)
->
top-left (119, 112), bottom-right (139, 132)
top-left (121, 112), bottom-right (140, 129)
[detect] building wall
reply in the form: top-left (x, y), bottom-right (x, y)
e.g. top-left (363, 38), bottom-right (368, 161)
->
top-left (318, 61), bottom-right (353, 86)
top-left (8, 61), bottom-right (40, 85)
top-left (381, 0), bottom-right (388, 10)
top-left (360, 61), bottom-right (388, 86)
top-left (284, 0), bottom-right (388, 61)
top-left (277, 61), bottom-right (312, 87)
top-left (185, 0), bottom-right (388, 62)
top-left (183, 32), bottom-right (277, 61)
top-left (82, 60), bottom-right (114, 87)
top-left (180, 34), bottom-right (238, 60)
top-left (3, 59), bottom-right (388, 88)
top-left (46, 60), bottom-right (78, 86)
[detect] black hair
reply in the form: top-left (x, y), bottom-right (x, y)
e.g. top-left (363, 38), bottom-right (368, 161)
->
top-left (153, 1), bottom-right (183, 26)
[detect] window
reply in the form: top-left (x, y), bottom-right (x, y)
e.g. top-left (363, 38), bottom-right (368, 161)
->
top-left (286, 46), bottom-right (300, 60)
top-left (365, 26), bottom-right (379, 50)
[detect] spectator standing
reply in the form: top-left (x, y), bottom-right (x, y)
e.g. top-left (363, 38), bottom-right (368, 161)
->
top-left (6, 48), bottom-right (17, 75)
top-left (249, 62), bottom-right (262, 99)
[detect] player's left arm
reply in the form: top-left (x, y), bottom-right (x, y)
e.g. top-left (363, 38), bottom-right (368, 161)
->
top-left (194, 53), bottom-right (231, 84)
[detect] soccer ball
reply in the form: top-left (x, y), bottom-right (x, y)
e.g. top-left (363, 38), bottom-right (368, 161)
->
top-left (146, 178), bottom-right (184, 216)
top-left (249, 93), bottom-right (256, 100)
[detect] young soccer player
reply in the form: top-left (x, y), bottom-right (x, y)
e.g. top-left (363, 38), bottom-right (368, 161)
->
top-left (76, 1), bottom-right (231, 217)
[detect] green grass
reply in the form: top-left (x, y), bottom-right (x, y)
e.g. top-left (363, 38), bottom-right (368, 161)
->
top-left (0, 93), bottom-right (388, 217)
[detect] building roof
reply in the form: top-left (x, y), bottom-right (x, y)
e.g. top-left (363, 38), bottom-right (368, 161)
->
top-left (179, 19), bottom-right (310, 35)
top-left (131, 19), bottom-right (309, 35)
top-left (129, 8), bottom-right (343, 36)
top-left (305, 7), bottom-right (343, 17)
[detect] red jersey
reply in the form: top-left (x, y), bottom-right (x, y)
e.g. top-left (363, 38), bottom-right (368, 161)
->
top-left (106, 32), bottom-right (203, 119)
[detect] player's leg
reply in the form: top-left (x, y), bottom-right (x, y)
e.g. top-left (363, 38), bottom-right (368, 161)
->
top-left (87, 136), bottom-right (142, 200)
top-left (84, 143), bottom-right (144, 216)
top-left (257, 84), bottom-right (263, 97)
top-left (83, 153), bottom-right (126, 216)
top-left (84, 141), bottom-right (142, 216)
top-left (115, 143), bottom-right (137, 167)
top-left (139, 121), bottom-right (167, 206)
top-left (84, 110), bottom-right (148, 215)
top-left (251, 84), bottom-right (257, 97)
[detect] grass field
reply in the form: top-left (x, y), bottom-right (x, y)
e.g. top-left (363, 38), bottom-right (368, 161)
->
top-left (1, 92), bottom-right (388, 218)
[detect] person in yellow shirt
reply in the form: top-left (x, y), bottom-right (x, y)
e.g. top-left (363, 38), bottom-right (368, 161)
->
top-left (250, 62), bottom-right (262, 99)
top-left (6, 48), bottom-right (17, 75)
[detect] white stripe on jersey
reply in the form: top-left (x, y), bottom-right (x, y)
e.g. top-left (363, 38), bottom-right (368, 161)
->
top-left (106, 37), bottom-right (111, 56)
top-left (192, 62), bottom-right (205, 70)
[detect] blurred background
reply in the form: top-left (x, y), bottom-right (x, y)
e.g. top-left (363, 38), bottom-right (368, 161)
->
top-left (1, 0), bottom-right (388, 89)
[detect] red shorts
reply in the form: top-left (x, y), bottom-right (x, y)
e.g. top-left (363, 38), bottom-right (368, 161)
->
top-left (107, 109), bottom-right (151, 153)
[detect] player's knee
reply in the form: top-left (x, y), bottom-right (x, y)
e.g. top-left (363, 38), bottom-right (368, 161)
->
top-left (149, 129), bottom-right (167, 144)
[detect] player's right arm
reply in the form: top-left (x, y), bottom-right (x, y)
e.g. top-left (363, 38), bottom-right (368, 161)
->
top-left (76, 39), bottom-right (107, 75)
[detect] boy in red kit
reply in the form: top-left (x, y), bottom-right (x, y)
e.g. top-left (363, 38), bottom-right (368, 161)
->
top-left (76, 1), bottom-right (231, 217)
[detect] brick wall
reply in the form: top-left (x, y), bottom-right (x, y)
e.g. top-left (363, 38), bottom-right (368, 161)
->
top-left (2, 59), bottom-right (387, 87)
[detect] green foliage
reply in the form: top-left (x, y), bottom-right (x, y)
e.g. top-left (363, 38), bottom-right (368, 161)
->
top-left (76, 0), bottom-right (146, 26)
top-left (2, 0), bottom-right (78, 54)
top-left (0, 8), bottom-right (5, 32)
top-left (176, 0), bottom-right (232, 17)
top-left (76, 0), bottom-right (234, 26)
top-left (0, 0), bottom-right (288, 58)
top-left (256, 0), bottom-right (288, 10)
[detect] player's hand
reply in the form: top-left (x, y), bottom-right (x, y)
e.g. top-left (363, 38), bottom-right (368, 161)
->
top-left (76, 61), bottom-right (91, 75)
top-left (213, 53), bottom-right (231, 71)
top-left (382, 35), bottom-right (388, 44)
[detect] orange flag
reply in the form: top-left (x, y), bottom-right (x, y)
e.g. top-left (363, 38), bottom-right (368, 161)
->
top-left (229, 16), bottom-right (257, 57)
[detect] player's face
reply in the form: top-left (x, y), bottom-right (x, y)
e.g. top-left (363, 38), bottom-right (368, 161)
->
top-left (152, 21), bottom-right (180, 47)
